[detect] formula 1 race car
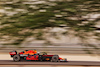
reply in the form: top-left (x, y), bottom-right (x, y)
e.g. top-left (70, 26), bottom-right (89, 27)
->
top-left (9, 50), bottom-right (67, 62)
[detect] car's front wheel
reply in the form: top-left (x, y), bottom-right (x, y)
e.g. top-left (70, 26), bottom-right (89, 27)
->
top-left (51, 55), bottom-right (59, 62)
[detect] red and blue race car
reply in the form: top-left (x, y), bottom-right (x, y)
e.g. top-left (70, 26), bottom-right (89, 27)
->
top-left (9, 50), bottom-right (67, 62)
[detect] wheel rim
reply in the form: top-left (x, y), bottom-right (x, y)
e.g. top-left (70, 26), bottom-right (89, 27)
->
top-left (15, 57), bottom-right (18, 59)
top-left (54, 57), bottom-right (57, 60)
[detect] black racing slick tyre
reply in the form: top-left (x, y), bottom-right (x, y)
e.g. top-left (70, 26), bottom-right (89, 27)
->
top-left (13, 55), bottom-right (20, 62)
top-left (51, 55), bottom-right (59, 62)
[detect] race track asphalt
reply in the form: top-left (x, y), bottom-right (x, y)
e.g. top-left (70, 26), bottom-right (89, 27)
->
top-left (0, 60), bottom-right (100, 66)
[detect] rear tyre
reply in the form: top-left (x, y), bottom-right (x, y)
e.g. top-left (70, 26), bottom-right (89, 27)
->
top-left (13, 55), bottom-right (20, 62)
top-left (51, 55), bottom-right (59, 62)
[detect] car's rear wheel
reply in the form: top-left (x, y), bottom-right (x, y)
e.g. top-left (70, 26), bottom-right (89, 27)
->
top-left (51, 55), bottom-right (59, 62)
top-left (13, 55), bottom-right (20, 62)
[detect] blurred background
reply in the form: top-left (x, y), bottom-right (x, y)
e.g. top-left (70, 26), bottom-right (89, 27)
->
top-left (0, 0), bottom-right (100, 61)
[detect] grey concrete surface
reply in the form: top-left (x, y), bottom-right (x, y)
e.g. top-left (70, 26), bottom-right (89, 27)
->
top-left (0, 60), bottom-right (100, 66)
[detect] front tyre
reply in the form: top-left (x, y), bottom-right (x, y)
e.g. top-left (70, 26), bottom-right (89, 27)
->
top-left (13, 55), bottom-right (20, 62)
top-left (51, 55), bottom-right (59, 62)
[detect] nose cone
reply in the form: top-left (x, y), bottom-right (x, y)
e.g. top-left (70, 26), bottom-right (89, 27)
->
top-left (60, 58), bottom-right (67, 62)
